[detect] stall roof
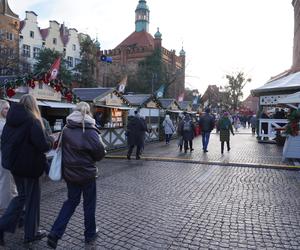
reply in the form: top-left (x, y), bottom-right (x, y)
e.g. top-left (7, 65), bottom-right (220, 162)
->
top-left (73, 88), bottom-right (113, 102)
top-left (277, 91), bottom-right (300, 104)
top-left (159, 98), bottom-right (181, 110)
top-left (123, 94), bottom-right (151, 106)
top-left (179, 101), bottom-right (192, 110)
top-left (252, 71), bottom-right (300, 95)
top-left (7, 98), bottom-right (76, 108)
top-left (7, 98), bottom-right (49, 106)
top-left (43, 101), bottom-right (76, 109)
top-left (95, 104), bottom-right (131, 110)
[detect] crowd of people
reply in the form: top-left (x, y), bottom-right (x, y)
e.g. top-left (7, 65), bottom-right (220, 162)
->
top-left (0, 94), bottom-right (290, 248)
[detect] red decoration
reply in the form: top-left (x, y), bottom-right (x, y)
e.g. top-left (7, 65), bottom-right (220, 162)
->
top-left (27, 79), bottom-right (35, 89)
top-left (6, 87), bottom-right (16, 98)
top-left (54, 83), bottom-right (62, 92)
top-left (65, 91), bottom-right (73, 102)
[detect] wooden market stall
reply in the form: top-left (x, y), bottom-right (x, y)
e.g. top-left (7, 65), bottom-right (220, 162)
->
top-left (7, 83), bottom-right (76, 132)
top-left (277, 91), bottom-right (300, 161)
top-left (251, 71), bottom-right (300, 141)
top-left (73, 88), bottom-right (131, 150)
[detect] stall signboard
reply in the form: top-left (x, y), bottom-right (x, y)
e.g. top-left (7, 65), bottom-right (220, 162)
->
top-left (29, 83), bottom-right (61, 101)
top-left (105, 93), bottom-right (123, 106)
top-left (260, 95), bottom-right (288, 105)
top-left (170, 102), bottom-right (179, 110)
top-left (146, 101), bottom-right (158, 108)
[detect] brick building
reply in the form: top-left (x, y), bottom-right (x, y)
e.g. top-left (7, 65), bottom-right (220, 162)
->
top-left (98, 0), bottom-right (185, 98)
top-left (0, 0), bottom-right (19, 76)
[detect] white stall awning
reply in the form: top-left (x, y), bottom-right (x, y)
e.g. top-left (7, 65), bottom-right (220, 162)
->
top-left (277, 91), bottom-right (300, 104)
top-left (42, 101), bottom-right (76, 109)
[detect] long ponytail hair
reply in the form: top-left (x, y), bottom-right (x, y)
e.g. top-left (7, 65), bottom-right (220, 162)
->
top-left (73, 102), bottom-right (91, 132)
top-left (20, 94), bottom-right (44, 129)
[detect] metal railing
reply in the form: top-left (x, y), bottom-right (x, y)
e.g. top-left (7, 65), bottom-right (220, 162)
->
top-left (258, 118), bottom-right (288, 139)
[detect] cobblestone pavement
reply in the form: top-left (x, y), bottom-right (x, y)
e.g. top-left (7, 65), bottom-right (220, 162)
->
top-left (2, 159), bottom-right (300, 249)
top-left (109, 127), bottom-right (294, 167)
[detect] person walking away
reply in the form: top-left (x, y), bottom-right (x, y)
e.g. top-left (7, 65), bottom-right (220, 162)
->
top-left (199, 108), bottom-right (215, 153)
top-left (233, 115), bottom-right (241, 132)
top-left (250, 115), bottom-right (257, 135)
top-left (0, 100), bottom-right (16, 214)
top-left (126, 111), bottom-right (147, 160)
top-left (162, 114), bottom-right (175, 144)
top-left (47, 102), bottom-right (105, 249)
top-left (177, 114), bottom-right (184, 151)
top-left (139, 115), bottom-right (149, 155)
top-left (181, 114), bottom-right (195, 153)
top-left (219, 112), bottom-right (234, 154)
top-left (260, 111), bottom-right (269, 139)
top-left (0, 94), bottom-right (54, 247)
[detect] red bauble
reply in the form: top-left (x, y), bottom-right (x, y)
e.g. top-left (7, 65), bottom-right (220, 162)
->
top-left (54, 84), bottom-right (61, 92)
top-left (65, 92), bottom-right (73, 102)
top-left (6, 87), bottom-right (16, 98)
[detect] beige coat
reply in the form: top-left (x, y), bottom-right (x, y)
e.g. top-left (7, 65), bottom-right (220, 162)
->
top-left (0, 118), bottom-right (17, 211)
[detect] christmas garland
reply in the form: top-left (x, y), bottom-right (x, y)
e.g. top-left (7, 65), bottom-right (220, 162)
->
top-left (285, 109), bottom-right (300, 136)
top-left (2, 74), bottom-right (78, 103)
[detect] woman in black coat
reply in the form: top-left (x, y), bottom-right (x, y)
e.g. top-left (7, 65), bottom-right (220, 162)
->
top-left (0, 94), bottom-right (54, 246)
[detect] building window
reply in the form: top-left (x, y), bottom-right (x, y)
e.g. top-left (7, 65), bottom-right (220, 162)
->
top-left (22, 44), bottom-right (30, 57)
top-left (67, 56), bottom-right (73, 67)
top-left (75, 58), bottom-right (81, 66)
top-left (53, 38), bottom-right (57, 45)
top-left (33, 47), bottom-right (40, 58)
top-left (6, 32), bottom-right (13, 40)
top-left (22, 63), bottom-right (31, 74)
top-left (72, 44), bottom-right (76, 51)
top-left (30, 31), bottom-right (34, 38)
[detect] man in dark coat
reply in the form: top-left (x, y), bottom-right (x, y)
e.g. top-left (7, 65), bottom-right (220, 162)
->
top-left (126, 112), bottom-right (147, 160)
top-left (199, 108), bottom-right (215, 152)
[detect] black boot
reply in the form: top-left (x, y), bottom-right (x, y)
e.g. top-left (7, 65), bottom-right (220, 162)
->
top-left (227, 141), bottom-right (230, 151)
top-left (47, 233), bottom-right (59, 249)
top-left (221, 142), bottom-right (224, 154)
top-left (0, 231), bottom-right (4, 246)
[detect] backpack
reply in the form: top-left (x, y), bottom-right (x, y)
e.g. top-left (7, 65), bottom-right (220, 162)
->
top-left (183, 120), bottom-right (191, 131)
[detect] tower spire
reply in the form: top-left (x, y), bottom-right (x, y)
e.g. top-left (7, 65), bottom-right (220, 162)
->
top-left (135, 0), bottom-right (150, 32)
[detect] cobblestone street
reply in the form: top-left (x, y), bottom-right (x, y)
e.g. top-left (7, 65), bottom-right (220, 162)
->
top-left (2, 157), bottom-right (300, 249)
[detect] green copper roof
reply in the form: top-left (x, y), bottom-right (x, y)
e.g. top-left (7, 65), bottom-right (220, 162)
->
top-left (154, 28), bottom-right (162, 39)
top-left (136, 0), bottom-right (149, 11)
top-left (180, 47), bottom-right (186, 56)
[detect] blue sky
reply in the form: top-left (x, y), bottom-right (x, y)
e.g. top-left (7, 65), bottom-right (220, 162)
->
top-left (9, 0), bottom-right (294, 99)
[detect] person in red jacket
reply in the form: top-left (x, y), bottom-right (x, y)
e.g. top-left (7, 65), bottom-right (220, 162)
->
top-left (47, 102), bottom-right (105, 249)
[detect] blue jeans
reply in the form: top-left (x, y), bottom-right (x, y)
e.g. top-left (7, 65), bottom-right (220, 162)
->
top-left (0, 175), bottom-right (40, 241)
top-left (202, 131), bottom-right (211, 151)
top-left (165, 134), bottom-right (172, 143)
top-left (50, 180), bottom-right (96, 241)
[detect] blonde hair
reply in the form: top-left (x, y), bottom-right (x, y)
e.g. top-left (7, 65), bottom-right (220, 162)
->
top-left (0, 100), bottom-right (9, 119)
top-left (20, 94), bottom-right (44, 129)
top-left (73, 102), bottom-right (91, 132)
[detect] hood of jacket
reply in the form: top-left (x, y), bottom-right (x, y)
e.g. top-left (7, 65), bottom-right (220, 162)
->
top-left (6, 103), bottom-right (32, 127)
top-left (66, 111), bottom-right (97, 130)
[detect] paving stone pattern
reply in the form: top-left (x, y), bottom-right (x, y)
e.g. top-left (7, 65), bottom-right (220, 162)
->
top-left (2, 159), bottom-right (300, 249)
top-left (111, 128), bottom-right (288, 166)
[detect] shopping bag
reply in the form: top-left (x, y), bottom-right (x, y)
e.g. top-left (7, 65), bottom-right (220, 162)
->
top-left (49, 129), bottom-right (64, 181)
top-left (49, 147), bottom-right (62, 181)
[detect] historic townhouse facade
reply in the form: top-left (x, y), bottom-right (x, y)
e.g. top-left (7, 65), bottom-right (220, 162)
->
top-left (0, 0), bottom-right (19, 76)
top-left (18, 6), bottom-right (82, 74)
